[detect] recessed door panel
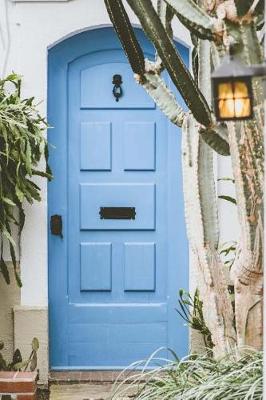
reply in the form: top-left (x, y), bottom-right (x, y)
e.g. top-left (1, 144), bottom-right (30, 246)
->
top-left (80, 183), bottom-right (155, 230)
top-left (80, 242), bottom-right (112, 291)
top-left (81, 62), bottom-right (155, 109)
top-left (80, 122), bottom-right (112, 171)
top-left (123, 122), bottom-right (156, 171)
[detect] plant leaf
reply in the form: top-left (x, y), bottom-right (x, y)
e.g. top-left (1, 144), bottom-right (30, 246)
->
top-left (218, 195), bottom-right (237, 205)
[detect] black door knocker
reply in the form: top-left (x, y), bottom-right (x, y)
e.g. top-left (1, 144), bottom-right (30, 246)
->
top-left (112, 74), bottom-right (123, 102)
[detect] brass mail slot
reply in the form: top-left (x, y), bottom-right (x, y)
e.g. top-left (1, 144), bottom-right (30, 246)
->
top-left (99, 207), bottom-right (136, 220)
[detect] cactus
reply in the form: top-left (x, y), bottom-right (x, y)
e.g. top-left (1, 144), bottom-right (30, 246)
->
top-left (105, 0), bottom-right (264, 354)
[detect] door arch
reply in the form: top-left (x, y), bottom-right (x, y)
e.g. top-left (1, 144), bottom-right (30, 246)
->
top-left (48, 26), bottom-right (189, 369)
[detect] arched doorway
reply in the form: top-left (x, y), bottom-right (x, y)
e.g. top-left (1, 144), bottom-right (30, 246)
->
top-left (48, 26), bottom-right (189, 369)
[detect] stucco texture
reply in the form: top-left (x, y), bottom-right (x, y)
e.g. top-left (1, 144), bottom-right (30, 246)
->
top-left (14, 306), bottom-right (48, 384)
top-left (0, 264), bottom-right (20, 361)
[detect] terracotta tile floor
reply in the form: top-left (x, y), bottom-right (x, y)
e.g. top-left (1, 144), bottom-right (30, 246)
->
top-left (48, 372), bottom-right (139, 400)
top-left (49, 383), bottom-right (136, 400)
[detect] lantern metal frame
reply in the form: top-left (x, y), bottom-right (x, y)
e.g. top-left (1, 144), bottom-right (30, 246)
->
top-left (211, 55), bottom-right (266, 121)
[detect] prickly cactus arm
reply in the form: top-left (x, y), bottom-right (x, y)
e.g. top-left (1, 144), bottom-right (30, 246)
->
top-left (197, 40), bottom-right (219, 248)
top-left (105, 0), bottom-right (230, 154)
top-left (199, 39), bottom-right (235, 353)
top-left (229, 117), bottom-right (264, 349)
top-left (182, 114), bottom-right (236, 356)
top-left (138, 70), bottom-right (185, 127)
top-left (104, 0), bottom-right (145, 75)
top-left (199, 126), bottom-right (230, 156)
top-left (104, 0), bottom-right (187, 127)
top-left (157, 0), bottom-right (174, 39)
top-left (164, 0), bottom-right (218, 40)
top-left (225, 22), bottom-right (264, 349)
top-left (126, 0), bottom-right (213, 127)
top-left (165, 0), bottom-right (218, 41)
top-left (155, 0), bottom-right (174, 69)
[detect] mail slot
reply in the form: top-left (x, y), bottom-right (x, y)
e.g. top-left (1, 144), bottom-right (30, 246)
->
top-left (99, 207), bottom-right (136, 220)
top-left (80, 183), bottom-right (155, 230)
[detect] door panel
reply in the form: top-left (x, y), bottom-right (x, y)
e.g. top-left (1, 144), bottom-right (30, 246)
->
top-left (80, 122), bottom-right (112, 171)
top-left (48, 27), bottom-right (189, 369)
top-left (80, 56), bottom-right (155, 109)
top-left (80, 183), bottom-right (155, 230)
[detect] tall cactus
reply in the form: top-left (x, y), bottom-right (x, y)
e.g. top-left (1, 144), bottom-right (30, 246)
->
top-left (105, 0), bottom-right (264, 354)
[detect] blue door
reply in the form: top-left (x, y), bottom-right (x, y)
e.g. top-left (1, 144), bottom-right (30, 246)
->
top-left (48, 27), bottom-right (189, 369)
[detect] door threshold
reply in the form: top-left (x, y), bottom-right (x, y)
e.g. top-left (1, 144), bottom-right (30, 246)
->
top-left (49, 370), bottom-right (140, 384)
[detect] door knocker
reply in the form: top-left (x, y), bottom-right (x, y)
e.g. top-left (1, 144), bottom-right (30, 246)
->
top-left (112, 74), bottom-right (123, 102)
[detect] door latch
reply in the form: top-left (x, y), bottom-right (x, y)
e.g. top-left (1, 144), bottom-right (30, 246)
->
top-left (50, 214), bottom-right (63, 238)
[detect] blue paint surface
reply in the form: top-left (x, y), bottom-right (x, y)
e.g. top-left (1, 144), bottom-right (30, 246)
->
top-left (48, 27), bottom-right (189, 369)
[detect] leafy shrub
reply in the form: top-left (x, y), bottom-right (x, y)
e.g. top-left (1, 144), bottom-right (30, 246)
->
top-left (0, 74), bottom-right (51, 286)
top-left (110, 349), bottom-right (263, 399)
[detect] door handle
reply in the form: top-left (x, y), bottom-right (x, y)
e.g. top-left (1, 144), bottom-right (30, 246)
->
top-left (50, 214), bottom-right (63, 238)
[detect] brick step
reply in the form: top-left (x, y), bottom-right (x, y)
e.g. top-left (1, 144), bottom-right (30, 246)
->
top-left (0, 371), bottom-right (38, 400)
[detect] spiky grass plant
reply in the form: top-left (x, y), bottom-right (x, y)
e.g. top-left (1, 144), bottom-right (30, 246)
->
top-left (109, 349), bottom-right (263, 400)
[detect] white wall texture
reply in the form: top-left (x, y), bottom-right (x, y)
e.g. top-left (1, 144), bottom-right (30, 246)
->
top-left (0, 0), bottom-right (239, 346)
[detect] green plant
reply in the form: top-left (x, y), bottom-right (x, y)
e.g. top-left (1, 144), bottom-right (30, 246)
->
top-left (0, 73), bottom-right (51, 286)
top-left (110, 349), bottom-right (263, 399)
top-left (176, 289), bottom-right (213, 349)
top-left (0, 337), bottom-right (39, 371)
top-left (219, 241), bottom-right (237, 270)
top-left (105, 0), bottom-right (264, 354)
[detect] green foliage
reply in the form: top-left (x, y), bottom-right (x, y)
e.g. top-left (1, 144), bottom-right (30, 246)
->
top-left (218, 195), bottom-right (237, 205)
top-left (176, 289), bottom-right (213, 349)
top-left (0, 73), bottom-right (51, 286)
top-left (219, 241), bottom-right (237, 269)
top-left (0, 337), bottom-right (39, 371)
top-left (110, 349), bottom-right (263, 399)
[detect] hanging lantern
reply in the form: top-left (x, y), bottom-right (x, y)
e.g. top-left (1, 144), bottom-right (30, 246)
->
top-left (212, 56), bottom-right (254, 121)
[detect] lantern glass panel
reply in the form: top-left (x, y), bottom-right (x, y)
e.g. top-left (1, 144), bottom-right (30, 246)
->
top-left (216, 79), bottom-right (252, 120)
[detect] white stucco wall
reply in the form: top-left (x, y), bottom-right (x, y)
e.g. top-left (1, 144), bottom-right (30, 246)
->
top-left (1, 0), bottom-right (239, 308)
